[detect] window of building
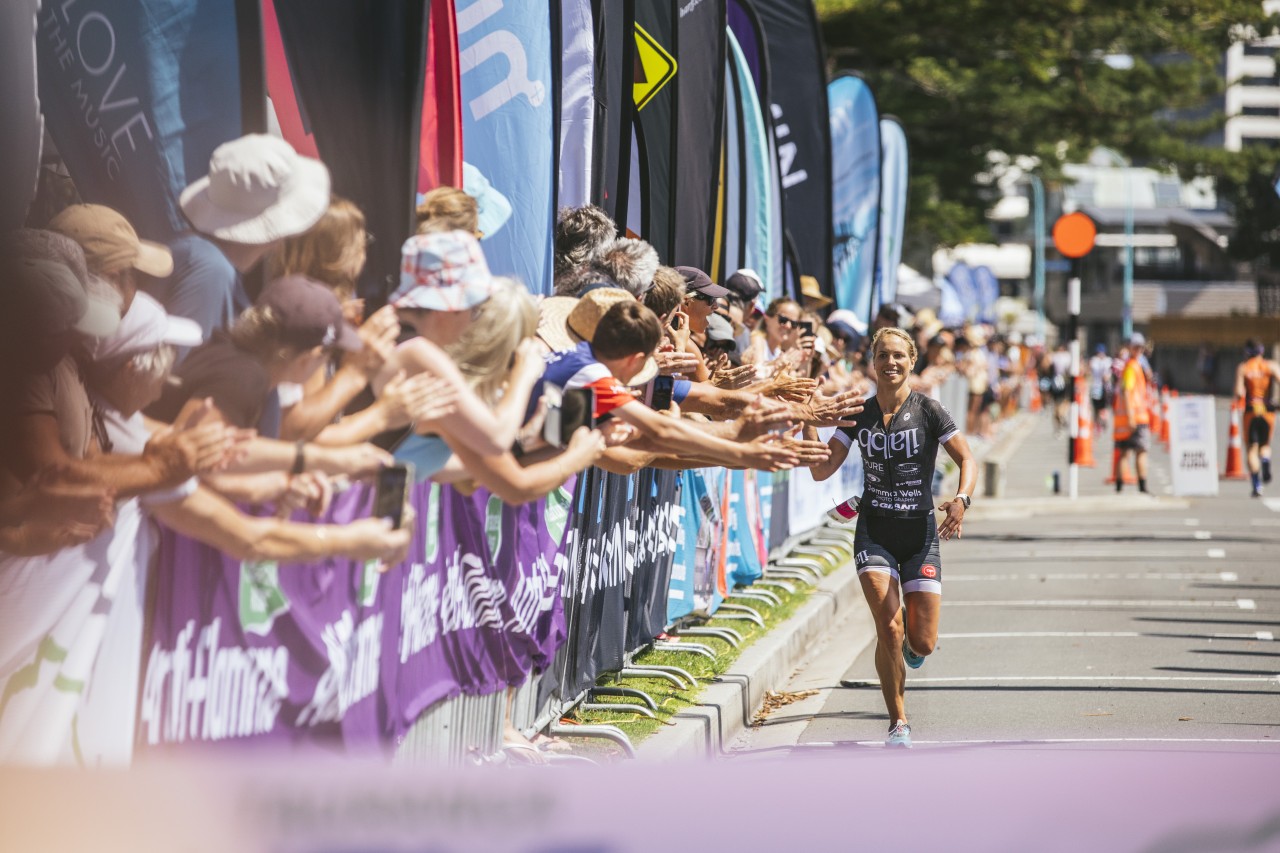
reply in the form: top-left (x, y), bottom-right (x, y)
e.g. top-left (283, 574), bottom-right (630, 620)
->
top-left (1240, 75), bottom-right (1279, 87)
top-left (1242, 136), bottom-right (1280, 148)
top-left (1241, 105), bottom-right (1280, 117)
top-left (1244, 43), bottom-right (1277, 57)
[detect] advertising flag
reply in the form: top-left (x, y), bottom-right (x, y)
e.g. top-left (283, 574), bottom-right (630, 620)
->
top-left (946, 262), bottom-right (978, 323)
top-left (751, 0), bottom-right (832, 299)
top-left (273, 0), bottom-right (429, 302)
top-left (728, 0), bottom-right (786, 300)
top-left (828, 73), bottom-right (881, 323)
top-left (631, 1), bottom-right (678, 258)
top-left (419, 0), bottom-right (463, 192)
top-left (457, 0), bottom-right (556, 294)
top-left (36, 0), bottom-right (258, 240)
top-left (723, 28), bottom-right (776, 290)
top-left (558, 0), bottom-right (595, 209)
top-left (973, 264), bottom-right (1000, 324)
top-left (938, 275), bottom-right (965, 327)
top-left (4, 0), bottom-right (42, 231)
top-left (877, 117), bottom-right (909, 309)
top-left (672, 0), bottom-right (726, 271)
top-left (591, 0), bottom-right (635, 222)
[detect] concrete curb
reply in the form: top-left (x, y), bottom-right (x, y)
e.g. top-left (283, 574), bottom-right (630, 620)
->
top-left (637, 562), bottom-right (865, 761)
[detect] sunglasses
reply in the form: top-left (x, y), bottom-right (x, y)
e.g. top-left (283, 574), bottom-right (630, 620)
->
top-left (772, 315), bottom-right (797, 327)
top-left (690, 291), bottom-right (716, 304)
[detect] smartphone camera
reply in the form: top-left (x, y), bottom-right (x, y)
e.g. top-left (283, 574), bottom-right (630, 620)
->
top-left (542, 384), bottom-right (596, 447)
top-left (373, 463), bottom-right (414, 529)
top-left (645, 375), bottom-right (675, 411)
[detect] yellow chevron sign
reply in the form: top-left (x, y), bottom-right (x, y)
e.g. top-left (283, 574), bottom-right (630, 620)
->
top-left (633, 24), bottom-right (676, 111)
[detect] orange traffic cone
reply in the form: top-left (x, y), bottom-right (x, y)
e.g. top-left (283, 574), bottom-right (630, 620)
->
top-left (1161, 389), bottom-right (1173, 445)
top-left (1148, 386), bottom-right (1163, 446)
top-left (1223, 400), bottom-right (1246, 480)
top-left (1075, 380), bottom-right (1095, 467)
top-left (1105, 447), bottom-right (1138, 484)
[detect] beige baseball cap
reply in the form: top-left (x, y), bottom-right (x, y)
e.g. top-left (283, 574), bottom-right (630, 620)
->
top-left (49, 203), bottom-right (173, 278)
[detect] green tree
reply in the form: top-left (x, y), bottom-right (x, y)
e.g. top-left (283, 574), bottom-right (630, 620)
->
top-left (817, 0), bottom-right (1280, 266)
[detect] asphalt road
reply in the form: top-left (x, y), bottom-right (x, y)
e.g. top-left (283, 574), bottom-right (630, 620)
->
top-left (733, 399), bottom-right (1280, 752)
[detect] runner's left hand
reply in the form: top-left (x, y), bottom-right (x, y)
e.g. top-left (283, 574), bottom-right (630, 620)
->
top-left (937, 499), bottom-right (965, 540)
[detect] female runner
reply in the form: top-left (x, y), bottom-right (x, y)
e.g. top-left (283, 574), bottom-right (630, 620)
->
top-left (806, 327), bottom-right (976, 747)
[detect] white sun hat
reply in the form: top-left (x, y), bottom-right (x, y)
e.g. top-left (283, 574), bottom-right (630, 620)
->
top-left (180, 134), bottom-right (330, 245)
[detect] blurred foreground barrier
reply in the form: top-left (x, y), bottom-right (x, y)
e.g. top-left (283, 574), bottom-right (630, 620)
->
top-left (0, 453), bottom-right (868, 767)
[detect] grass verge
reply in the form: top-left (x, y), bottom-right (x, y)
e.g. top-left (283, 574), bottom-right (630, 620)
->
top-left (556, 547), bottom-right (850, 754)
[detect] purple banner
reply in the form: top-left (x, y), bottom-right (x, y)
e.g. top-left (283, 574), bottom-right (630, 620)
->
top-left (139, 479), bottom-right (575, 753)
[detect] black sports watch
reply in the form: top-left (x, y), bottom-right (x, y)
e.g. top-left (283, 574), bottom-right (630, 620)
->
top-left (955, 493), bottom-right (971, 510)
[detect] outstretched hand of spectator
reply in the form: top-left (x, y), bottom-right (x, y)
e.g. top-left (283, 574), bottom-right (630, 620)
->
top-left (741, 433), bottom-right (800, 472)
top-left (510, 338), bottom-right (549, 390)
top-left (564, 426), bottom-right (607, 470)
top-left (710, 360), bottom-right (756, 390)
top-left (380, 371), bottom-right (458, 429)
top-left (598, 418), bottom-right (638, 447)
top-left (147, 398), bottom-right (245, 483)
top-left (277, 471), bottom-right (335, 518)
top-left (347, 305), bottom-right (400, 379)
top-left (803, 390), bottom-right (867, 427)
top-left (319, 443), bottom-right (394, 480)
top-left (775, 428), bottom-right (832, 465)
top-left (2, 465), bottom-right (117, 531)
top-left (656, 349), bottom-right (699, 376)
top-left (762, 371), bottom-right (818, 403)
top-left (737, 395), bottom-right (794, 440)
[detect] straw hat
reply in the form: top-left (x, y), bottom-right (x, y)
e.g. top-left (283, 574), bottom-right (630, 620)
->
top-left (799, 275), bottom-right (832, 308)
top-left (537, 289), bottom-right (658, 386)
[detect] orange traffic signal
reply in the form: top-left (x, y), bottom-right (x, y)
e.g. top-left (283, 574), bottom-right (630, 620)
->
top-left (1051, 212), bottom-right (1097, 259)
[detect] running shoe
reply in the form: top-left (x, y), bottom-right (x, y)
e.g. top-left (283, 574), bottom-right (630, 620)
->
top-left (886, 720), bottom-right (912, 748)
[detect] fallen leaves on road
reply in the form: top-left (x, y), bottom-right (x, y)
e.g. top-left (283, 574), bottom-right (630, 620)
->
top-left (1178, 716), bottom-right (1194, 721)
top-left (751, 690), bottom-right (819, 727)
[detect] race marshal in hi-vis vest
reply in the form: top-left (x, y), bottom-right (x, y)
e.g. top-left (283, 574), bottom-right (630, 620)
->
top-left (1114, 355), bottom-right (1150, 441)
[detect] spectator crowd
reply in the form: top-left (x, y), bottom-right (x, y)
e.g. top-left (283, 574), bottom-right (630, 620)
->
top-left (1, 133), bottom-right (1032, 567)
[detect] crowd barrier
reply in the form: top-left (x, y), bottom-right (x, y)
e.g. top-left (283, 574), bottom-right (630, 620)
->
top-left (0, 374), bottom-right (992, 767)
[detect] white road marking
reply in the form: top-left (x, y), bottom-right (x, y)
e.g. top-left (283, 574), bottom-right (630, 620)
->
top-left (944, 599), bottom-right (1251, 609)
top-left (1193, 530), bottom-right (1213, 540)
top-left (936, 631), bottom-right (1268, 640)
top-left (903, 675), bottom-right (1279, 685)
top-left (949, 549), bottom-right (1231, 561)
top-left (1220, 571), bottom-right (1238, 581)
top-left (1264, 498), bottom-right (1280, 512)
top-left (1183, 518), bottom-right (1200, 526)
top-left (1207, 548), bottom-right (1226, 559)
top-left (834, 738), bottom-right (1280, 748)
top-left (947, 572), bottom-right (1233, 582)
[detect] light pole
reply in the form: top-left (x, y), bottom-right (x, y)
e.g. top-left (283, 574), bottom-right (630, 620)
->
top-left (1122, 169), bottom-right (1134, 340)
top-left (1030, 174), bottom-right (1046, 339)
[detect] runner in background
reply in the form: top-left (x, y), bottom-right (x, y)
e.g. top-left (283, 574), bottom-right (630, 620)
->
top-left (1234, 340), bottom-right (1280, 498)
top-left (1113, 334), bottom-right (1152, 494)
top-left (1088, 343), bottom-right (1113, 432)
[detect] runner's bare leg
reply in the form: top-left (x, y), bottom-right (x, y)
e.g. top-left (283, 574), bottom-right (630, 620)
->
top-left (860, 571), bottom-right (906, 723)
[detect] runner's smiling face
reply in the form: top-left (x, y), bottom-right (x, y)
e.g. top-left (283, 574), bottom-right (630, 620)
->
top-left (873, 333), bottom-right (913, 388)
